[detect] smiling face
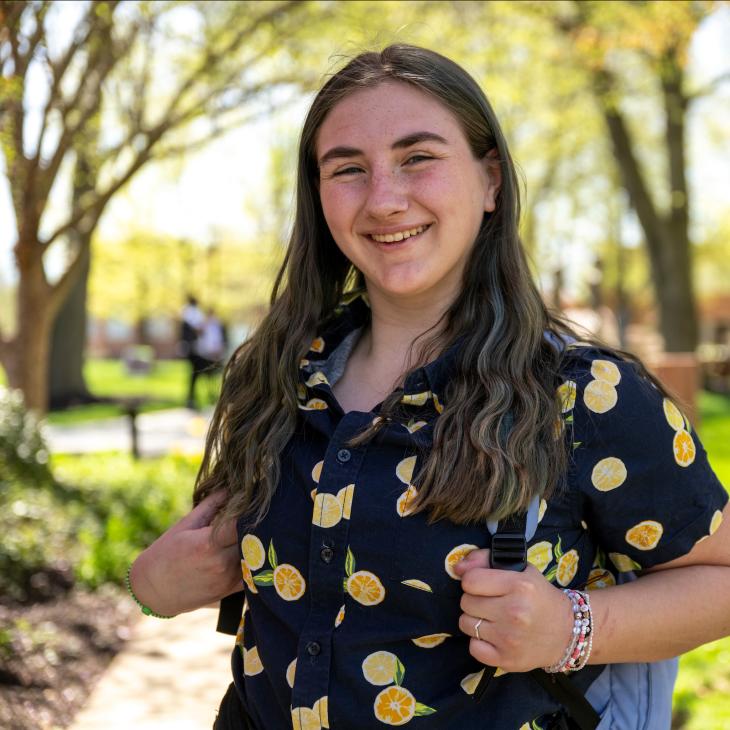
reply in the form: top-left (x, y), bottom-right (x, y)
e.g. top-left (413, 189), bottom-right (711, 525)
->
top-left (316, 81), bottom-right (500, 307)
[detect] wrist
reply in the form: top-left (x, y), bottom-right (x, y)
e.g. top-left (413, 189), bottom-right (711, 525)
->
top-left (128, 555), bottom-right (176, 619)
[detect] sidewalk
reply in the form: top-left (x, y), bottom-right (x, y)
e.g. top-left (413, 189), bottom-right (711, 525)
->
top-left (44, 407), bottom-right (213, 457)
top-left (70, 608), bottom-right (233, 730)
top-left (47, 409), bottom-right (231, 729)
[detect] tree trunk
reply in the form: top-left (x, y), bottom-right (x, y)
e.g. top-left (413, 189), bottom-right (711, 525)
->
top-left (48, 243), bottom-right (92, 409)
top-left (9, 244), bottom-right (54, 413)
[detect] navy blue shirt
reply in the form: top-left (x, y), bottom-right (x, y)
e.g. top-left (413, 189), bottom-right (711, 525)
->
top-left (230, 294), bottom-right (727, 730)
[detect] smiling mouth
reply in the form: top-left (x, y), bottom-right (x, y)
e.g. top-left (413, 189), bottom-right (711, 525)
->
top-left (368, 224), bottom-right (431, 243)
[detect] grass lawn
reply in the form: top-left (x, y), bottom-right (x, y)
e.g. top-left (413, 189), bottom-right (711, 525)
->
top-left (672, 390), bottom-right (730, 729)
top-left (46, 359), bottom-right (222, 425)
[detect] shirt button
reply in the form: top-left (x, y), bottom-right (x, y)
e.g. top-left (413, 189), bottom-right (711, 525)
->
top-left (336, 448), bottom-right (351, 463)
top-left (306, 641), bottom-right (321, 656)
top-left (320, 547), bottom-right (334, 563)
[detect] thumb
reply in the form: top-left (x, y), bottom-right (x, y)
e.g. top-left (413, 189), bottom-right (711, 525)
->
top-left (453, 548), bottom-right (490, 576)
top-left (173, 491), bottom-right (228, 533)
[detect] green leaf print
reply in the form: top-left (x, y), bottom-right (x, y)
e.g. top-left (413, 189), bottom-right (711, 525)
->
top-left (572, 441), bottom-right (582, 450)
top-left (268, 540), bottom-right (278, 569)
top-left (394, 657), bottom-right (406, 686)
top-left (531, 720), bottom-right (545, 730)
top-left (345, 546), bottom-right (355, 576)
top-left (554, 536), bottom-right (563, 560)
top-left (415, 703), bottom-right (437, 716)
top-left (253, 570), bottom-right (274, 586)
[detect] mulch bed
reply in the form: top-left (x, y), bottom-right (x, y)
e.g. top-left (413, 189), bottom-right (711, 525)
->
top-left (0, 587), bottom-right (138, 730)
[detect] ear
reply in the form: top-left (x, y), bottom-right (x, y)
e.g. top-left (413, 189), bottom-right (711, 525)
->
top-left (482, 148), bottom-right (502, 213)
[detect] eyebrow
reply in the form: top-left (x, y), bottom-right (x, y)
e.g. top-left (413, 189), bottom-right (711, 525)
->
top-left (317, 131), bottom-right (449, 168)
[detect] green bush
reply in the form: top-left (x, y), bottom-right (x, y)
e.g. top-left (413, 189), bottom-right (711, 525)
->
top-left (0, 386), bottom-right (52, 486)
top-left (52, 452), bottom-right (199, 587)
top-left (0, 386), bottom-right (200, 600)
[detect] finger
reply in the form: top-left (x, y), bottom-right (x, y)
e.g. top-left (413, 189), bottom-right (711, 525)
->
top-left (458, 612), bottom-right (492, 640)
top-left (452, 548), bottom-right (490, 575)
top-left (460, 567), bottom-right (514, 597)
top-left (177, 491), bottom-right (228, 531)
top-left (210, 516), bottom-right (239, 549)
top-left (460, 592), bottom-right (502, 619)
top-left (469, 637), bottom-right (501, 668)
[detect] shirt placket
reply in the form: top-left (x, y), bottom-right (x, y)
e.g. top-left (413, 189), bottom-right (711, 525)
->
top-left (290, 411), bottom-right (373, 716)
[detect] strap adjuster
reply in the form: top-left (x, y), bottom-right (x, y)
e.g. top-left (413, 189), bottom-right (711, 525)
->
top-left (489, 532), bottom-right (527, 572)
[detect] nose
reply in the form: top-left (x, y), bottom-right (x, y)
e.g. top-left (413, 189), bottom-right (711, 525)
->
top-left (364, 169), bottom-right (409, 220)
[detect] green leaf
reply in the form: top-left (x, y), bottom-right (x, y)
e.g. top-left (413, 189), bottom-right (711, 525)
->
top-left (415, 703), bottom-right (437, 716)
top-left (545, 566), bottom-right (557, 584)
top-left (394, 657), bottom-right (405, 686)
top-left (554, 535), bottom-right (563, 559)
top-left (572, 440), bottom-right (582, 450)
top-left (343, 577), bottom-right (349, 593)
top-left (564, 414), bottom-right (574, 424)
top-left (268, 540), bottom-right (278, 569)
top-left (345, 546), bottom-right (355, 576)
top-left (253, 570), bottom-right (274, 586)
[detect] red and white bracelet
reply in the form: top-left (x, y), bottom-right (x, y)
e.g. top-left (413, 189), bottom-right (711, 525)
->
top-left (544, 589), bottom-right (593, 673)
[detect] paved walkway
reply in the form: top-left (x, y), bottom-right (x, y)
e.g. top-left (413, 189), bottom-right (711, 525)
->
top-left (48, 408), bottom-right (232, 728)
top-left (45, 407), bottom-right (213, 457)
top-left (70, 608), bottom-right (233, 730)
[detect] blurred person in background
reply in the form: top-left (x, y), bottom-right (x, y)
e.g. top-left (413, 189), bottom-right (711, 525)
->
top-left (181, 294), bottom-right (207, 410)
top-left (129, 46), bottom-right (730, 730)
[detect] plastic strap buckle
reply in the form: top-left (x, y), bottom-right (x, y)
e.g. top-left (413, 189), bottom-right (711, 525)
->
top-left (489, 532), bottom-right (527, 572)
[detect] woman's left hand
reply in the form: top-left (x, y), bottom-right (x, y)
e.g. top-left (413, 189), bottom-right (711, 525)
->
top-left (453, 549), bottom-right (573, 672)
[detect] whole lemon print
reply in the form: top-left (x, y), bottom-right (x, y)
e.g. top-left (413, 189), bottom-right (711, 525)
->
top-left (673, 429), bottom-right (696, 467)
top-left (591, 457), bottom-right (627, 492)
top-left (662, 398), bottom-right (685, 431)
top-left (241, 534), bottom-right (265, 570)
top-left (583, 379), bottom-right (618, 414)
top-left (373, 686), bottom-right (417, 726)
top-left (347, 570), bottom-right (386, 606)
top-left (362, 651), bottom-right (398, 686)
top-left (625, 520), bottom-right (663, 550)
top-left (273, 564), bottom-right (306, 601)
top-left (590, 359), bottom-right (621, 385)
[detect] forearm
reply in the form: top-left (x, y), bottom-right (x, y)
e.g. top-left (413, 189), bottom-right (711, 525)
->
top-left (589, 565), bottom-right (730, 664)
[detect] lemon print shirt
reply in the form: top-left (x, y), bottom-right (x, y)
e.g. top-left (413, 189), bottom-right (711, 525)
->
top-left (231, 295), bottom-right (727, 730)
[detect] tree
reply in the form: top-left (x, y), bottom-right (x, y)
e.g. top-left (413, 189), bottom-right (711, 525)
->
top-left (545, 0), bottom-right (729, 351)
top-left (0, 0), bottom-right (309, 412)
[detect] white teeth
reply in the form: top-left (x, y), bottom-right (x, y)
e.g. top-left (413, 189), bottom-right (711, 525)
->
top-left (371, 224), bottom-right (428, 243)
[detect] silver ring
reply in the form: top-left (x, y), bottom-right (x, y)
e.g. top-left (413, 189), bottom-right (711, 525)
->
top-left (474, 618), bottom-right (483, 641)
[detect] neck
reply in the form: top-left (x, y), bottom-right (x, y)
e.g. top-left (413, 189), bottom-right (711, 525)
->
top-left (359, 285), bottom-right (454, 371)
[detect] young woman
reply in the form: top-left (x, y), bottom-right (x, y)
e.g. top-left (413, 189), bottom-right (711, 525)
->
top-left (129, 46), bottom-right (730, 730)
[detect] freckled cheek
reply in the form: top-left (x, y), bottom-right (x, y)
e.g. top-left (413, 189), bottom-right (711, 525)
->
top-left (320, 187), bottom-right (364, 235)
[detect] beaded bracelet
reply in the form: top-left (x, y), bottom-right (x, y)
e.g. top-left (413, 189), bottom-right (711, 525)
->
top-left (544, 588), bottom-right (593, 673)
top-left (125, 565), bottom-right (174, 619)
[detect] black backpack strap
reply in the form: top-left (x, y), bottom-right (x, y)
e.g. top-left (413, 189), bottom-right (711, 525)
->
top-left (530, 671), bottom-right (600, 730)
top-left (217, 590), bottom-right (246, 635)
top-left (472, 500), bottom-right (600, 730)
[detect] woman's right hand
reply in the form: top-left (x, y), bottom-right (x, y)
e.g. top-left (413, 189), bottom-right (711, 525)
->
top-left (128, 492), bottom-right (242, 617)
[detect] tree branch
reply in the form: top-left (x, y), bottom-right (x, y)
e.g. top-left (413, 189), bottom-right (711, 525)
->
top-left (33, 2), bottom-right (98, 168)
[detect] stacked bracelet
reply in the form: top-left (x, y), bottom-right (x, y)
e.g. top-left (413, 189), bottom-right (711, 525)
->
top-left (125, 565), bottom-right (174, 619)
top-left (544, 589), bottom-right (593, 673)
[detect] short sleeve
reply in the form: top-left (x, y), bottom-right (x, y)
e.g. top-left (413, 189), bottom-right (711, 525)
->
top-left (563, 349), bottom-right (728, 572)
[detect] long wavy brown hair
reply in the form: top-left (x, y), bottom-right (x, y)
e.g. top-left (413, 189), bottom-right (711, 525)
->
top-left (193, 44), bottom-right (661, 527)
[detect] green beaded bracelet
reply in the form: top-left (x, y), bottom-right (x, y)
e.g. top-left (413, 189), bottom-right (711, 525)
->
top-left (125, 565), bottom-right (174, 619)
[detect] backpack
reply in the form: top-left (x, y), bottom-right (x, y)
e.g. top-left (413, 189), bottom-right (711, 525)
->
top-left (480, 495), bottom-right (678, 730)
